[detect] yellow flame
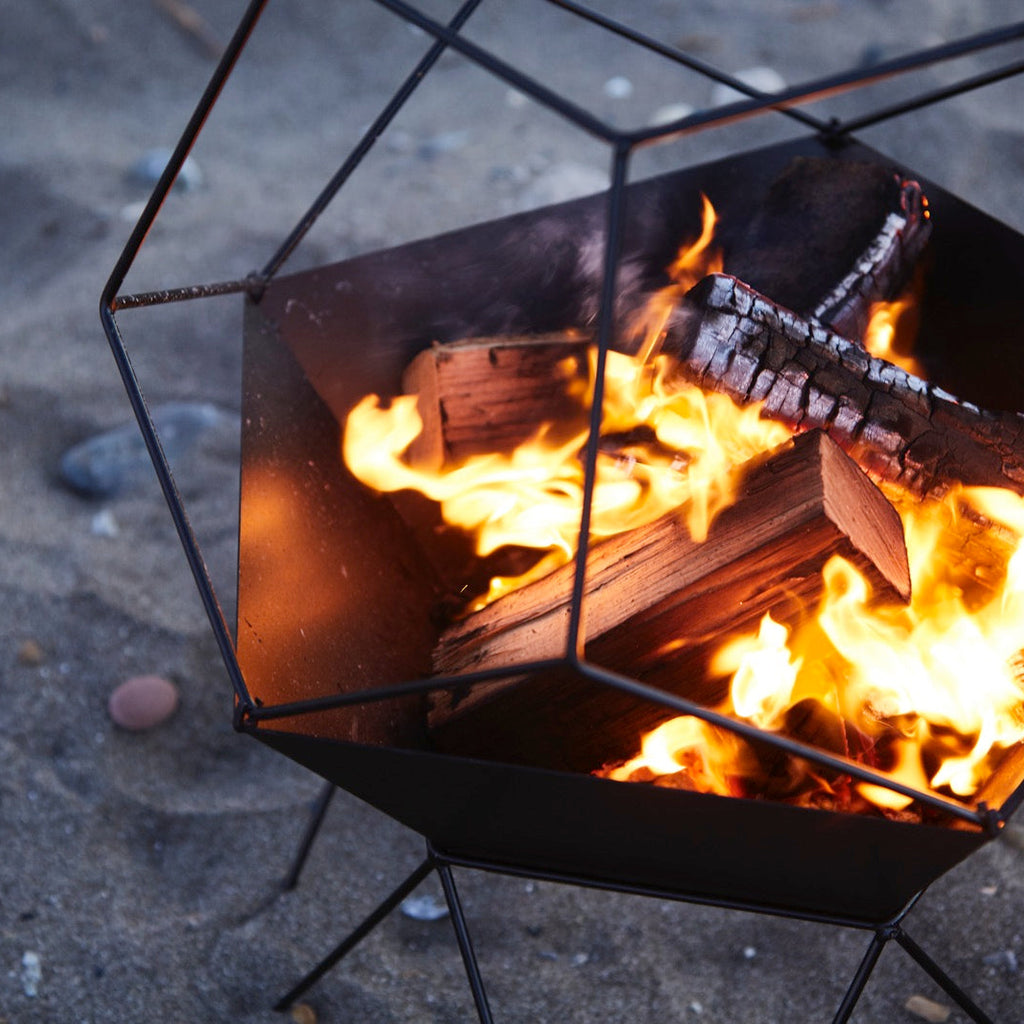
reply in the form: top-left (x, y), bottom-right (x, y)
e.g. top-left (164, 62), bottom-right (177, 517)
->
top-left (863, 295), bottom-right (922, 376)
top-left (713, 613), bottom-right (802, 728)
top-left (344, 351), bottom-right (787, 608)
top-left (341, 191), bottom-right (1024, 815)
top-left (611, 487), bottom-right (1024, 811)
top-left (634, 193), bottom-right (722, 365)
top-left (605, 714), bottom-right (751, 795)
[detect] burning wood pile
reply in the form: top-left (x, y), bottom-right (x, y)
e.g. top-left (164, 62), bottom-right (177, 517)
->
top-left (340, 157), bottom-right (1024, 822)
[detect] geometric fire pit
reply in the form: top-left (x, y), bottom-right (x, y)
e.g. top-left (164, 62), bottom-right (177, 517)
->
top-left (101, 3), bottom-right (1024, 1020)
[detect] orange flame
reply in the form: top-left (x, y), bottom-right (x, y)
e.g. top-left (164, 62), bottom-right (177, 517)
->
top-left (340, 192), bottom-right (1024, 815)
top-left (344, 348), bottom-right (788, 608)
top-left (634, 193), bottom-right (722, 364)
top-left (609, 487), bottom-right (1024, 811)
top-left (343, 198), bottom-right (783, 608)
top-left (863, 294), bottom-right (922, 376)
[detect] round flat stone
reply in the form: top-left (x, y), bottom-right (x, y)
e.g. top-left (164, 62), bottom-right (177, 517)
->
top-left (108, 675), bottom-right (179, 731)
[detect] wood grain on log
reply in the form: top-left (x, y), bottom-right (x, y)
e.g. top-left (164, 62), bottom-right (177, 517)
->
top-left (665, 273), bottom-right (1024, 497)
top-left (428, 430), bottom-right (909, 771)
top-left (401, 332), bottom-right (590, 468)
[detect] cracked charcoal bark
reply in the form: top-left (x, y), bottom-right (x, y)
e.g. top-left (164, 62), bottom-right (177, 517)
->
top-left (723, 157), bottom-right (932, 342)
top-left (663, 274), bottom-right (1024, 498)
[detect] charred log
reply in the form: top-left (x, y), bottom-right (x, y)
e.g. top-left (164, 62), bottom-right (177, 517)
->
top-left (664, 274), bottom-right (1024, 498)
top-left (723, 157), bottom-right (932, 341)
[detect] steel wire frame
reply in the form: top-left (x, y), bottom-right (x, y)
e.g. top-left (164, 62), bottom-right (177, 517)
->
top-left (275, 841), bottom-right (995, 1024)
top-left (99, 1), bottom-right (1024, 1018)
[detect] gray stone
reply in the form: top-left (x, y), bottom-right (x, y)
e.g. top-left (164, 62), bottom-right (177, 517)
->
top-left (400, 892), bottom-right (449, 921)
top-left (710, 66), bottom-right (786, 107)
top-left (59, 402), bottom-right (226, 498)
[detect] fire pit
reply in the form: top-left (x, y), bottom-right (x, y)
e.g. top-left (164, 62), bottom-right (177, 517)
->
top-left (101, 2), bottom-right (1024, 1020)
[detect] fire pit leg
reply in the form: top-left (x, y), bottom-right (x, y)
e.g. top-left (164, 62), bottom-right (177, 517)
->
top-left (832, 909), bottom-right (996, 1024)
top-left (831, 928), bottom-right (890, 1024)
top-left (435, 853), bottom-right (495, 1024)
top-left (895, 929), bottom-right (996, 1024)
top-left (282, 781), bottom-right (337, 892)
top-left (273, 856), bottom-right (434, 1012)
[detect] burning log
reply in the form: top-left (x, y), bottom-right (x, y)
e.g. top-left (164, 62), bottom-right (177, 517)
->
top-left (664, 273), bottom-right (1024, 498)
top-left (723, 157), bottom-right (932, 342)
top-left (428, 430), bottom-right (910, 771)
top-left (401, 332), bottom-right (590, 468)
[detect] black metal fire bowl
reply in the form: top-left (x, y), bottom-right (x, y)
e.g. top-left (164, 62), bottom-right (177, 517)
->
top-left (238, 135), bottom-right (1024, 925)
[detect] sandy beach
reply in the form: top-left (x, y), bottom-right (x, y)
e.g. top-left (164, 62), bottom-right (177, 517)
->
top-left (4, 2), bottom-right (1024, 1020)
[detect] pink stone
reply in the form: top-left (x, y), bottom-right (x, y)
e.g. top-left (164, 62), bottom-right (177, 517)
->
top-left (108, 675), bottom-right (179, 731)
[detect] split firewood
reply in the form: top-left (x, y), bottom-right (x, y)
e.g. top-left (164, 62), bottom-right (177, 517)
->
top-left (401, 332), bottom-right (591, 468)
top-left (662, 273), bottom-right (1024, 498)
top-left (974, 740), bottom-right (1024, 813)
top-left (722, 157), bottom-right (932, 342)
top-left (428, 430), bottom-right (909, 771)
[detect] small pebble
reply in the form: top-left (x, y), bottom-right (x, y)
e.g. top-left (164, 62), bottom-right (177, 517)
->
top-left (650, 102), bottom-right (695, 127)
top-left (688, 1002), bottom-right (703, 1015)
top-left (710, 66), bottom-right (787, 107)
top-left (21, 951), bottom-right (42, 998)
top-left (603, 75), bottom-right (634, 100)
top-left (289, 1004), bottom-right (317, 1024)
top-left (571, 952), bottom-right (589, 966)
top-left (859, 42), bottom-right (887, 67)
top-left (982, 948), bottom-right (1018, 971)
top-left (108, 675), bottom-right (179, 731)
top-left (119, 200), bottom-right (148, 224)
top-left (742, 945), bottom-right (757, 959)
top-left (385, 129), bottom-right (414, 155)
top-left (90, 509), bottom-right (119, 538)
top-left (17, 639), bottom-right (46, 666)
top-left (126, 148), bottom-right (203, 192)
top-left (418, 130), bottom-right (469, 159)
top-left (60, 401), bottom-right (225, 498)
top-left (400, 893), bottom-right (449, 921)
top-left (904, 993), bottom-right (951, 1022)
top-left (488, 164), bottom-right (531, 186)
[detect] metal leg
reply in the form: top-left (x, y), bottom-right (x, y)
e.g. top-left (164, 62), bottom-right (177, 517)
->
top-left (435, 856), bottom-right (495, 1024)
top-left (831, 928), bottom-right (889, 1024)
top-left (274, 856), bottom-right (435, 1011)
top-left (282, 781), bottom-right (337, 891)
top-left (896, 928), bottom-right (996, 1024)
top-left (273, 850), bottom-right (999, 1022)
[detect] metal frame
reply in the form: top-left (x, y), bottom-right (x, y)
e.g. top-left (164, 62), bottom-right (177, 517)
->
top-left (99, 1), bottom-right (1024, 1017)
top-left (274, 830), bottom-right (994, 1024)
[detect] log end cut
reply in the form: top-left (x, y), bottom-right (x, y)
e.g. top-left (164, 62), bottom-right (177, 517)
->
top-left (817, 428), bottom-right (911, 603)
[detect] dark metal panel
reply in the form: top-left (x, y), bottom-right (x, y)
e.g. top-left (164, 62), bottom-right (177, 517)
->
top-left (255, 729), bottom-right (986, 924)
top-left (238, 299), bottom-right (438, 746)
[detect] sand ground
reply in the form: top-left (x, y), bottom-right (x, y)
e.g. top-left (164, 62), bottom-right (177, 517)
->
top-left (4, 1), bottom-right (1024, 1021)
